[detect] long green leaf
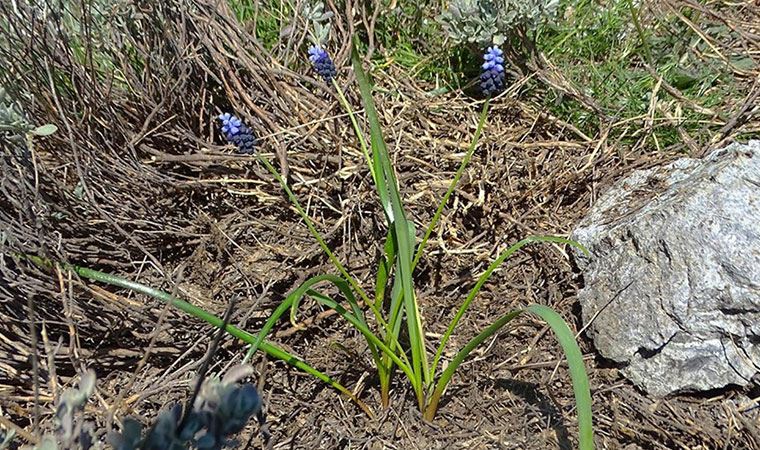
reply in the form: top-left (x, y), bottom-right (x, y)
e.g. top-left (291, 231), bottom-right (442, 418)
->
top-left (245, 274), bottom-right (369, 357)
top-left (305, 290), bottom-right (416, 383)
top-left (352, 41), bottom-right (428, 405)
top-left (425, 309), bottom-right (521, 419)
top-left (332, 78), bottom-right (378, 190)
top-left (289, 275), bottom-right (367, 332)
top-left (375, 228), bottom-right (396, 310)
top-left (244, 274), bottom-right (386, 388)
top-left (244, 272), bottom-right (413, 392)
top-left (254, 154), bottom-right (375, 314)
top-left (425, 305), bottom-right (594, 450)
top-left (430, 236), bottom-right (588, 379)
top-left (523, 305), bottom-right (594, 450)
top-left (19, 254), bottom-right (374, 417)
top-left (379, 236), bottom-right (405, 406)
top-left (304, 287), bottom-right (385, 381)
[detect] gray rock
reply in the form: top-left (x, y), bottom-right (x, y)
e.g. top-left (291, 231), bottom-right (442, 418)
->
top-left (572, 141), bottom-right (760, 396)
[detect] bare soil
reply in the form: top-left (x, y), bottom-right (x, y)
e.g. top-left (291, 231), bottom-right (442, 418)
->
top-left (1, 1), bottom-right (759, 449)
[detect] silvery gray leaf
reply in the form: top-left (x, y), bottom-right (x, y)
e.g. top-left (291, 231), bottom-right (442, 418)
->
top-left (221, 364), bottom-right (255, 385)
top-left (31, 435), bottom-right (58, 450)
top-left (439, 0), bottom-right (560, 45)
top-left (78, 369), bottom-right (96, 397)
top-left (0, 429), bottom-right (15, 450)
top-left (318, 26), bottom-right (330, 43)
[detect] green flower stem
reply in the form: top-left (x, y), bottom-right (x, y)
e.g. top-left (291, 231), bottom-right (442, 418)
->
top-left (332, 78), bottom-right (377, 184)
top-left (253, 154), bottom-right (380, 321)
top-left (412, 98), bottom-right (490, 271)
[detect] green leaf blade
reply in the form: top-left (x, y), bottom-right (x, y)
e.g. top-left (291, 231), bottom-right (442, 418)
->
top-left (525, 305), bottom-right (594, 450)
top-left (23, 256), bottom-right (375, 417)
top-left (413, 99), bottom-right (490, 270)
top-left (426, 305), bottom-right (594, 449)
top-left (31, 124), bottom-right (58, 136)
top-left (351, 41), bottom-right (429, 403)
top-left (431, 236), bottom-right (589, 379)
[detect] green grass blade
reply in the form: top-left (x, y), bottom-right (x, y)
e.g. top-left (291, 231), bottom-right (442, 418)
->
top-left (243, 272), bottom-right (412, 395)
top-left (243, 274), bottom-right (373, 358)
top-left (332, 78), bottom-right (377, 187)
top-left (343, 47), bottom-right (402, 395)
top-left (425, 309), bottom-right (522, 419)
top-left (301, 288), bottom-right (384, 387)
top-left (524, 304), bottom-right (594, 450)
top-left (383, 228), bottom-right (417, 346)
top-left (243, 274), bottom-right (387, 388)
top-left (375, 228), bottom-right (396, 310)
top-left (425, 305), bottom-right (594, 450)
top-left (377, 268), bottom-right (414, 373)
top-left (19, 254), bottom-right (374, 417)
top-left (379, 252), bottom-right (405, 406)
top-left (259, 339), bottom-right (373, 417)
top-left (430, 236), bottom-right (588, 380)
top-left (352, 41), bottom-right (429, 402)
top-left (305, 290), bottom-right (417, 385)
top-left (288, 275), bottom-right (367, 331)
top-left (412, 99), bottom-right (490, 270)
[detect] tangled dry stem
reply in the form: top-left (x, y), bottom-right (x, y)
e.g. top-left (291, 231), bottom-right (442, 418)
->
top-left (1, 0), bottom-right (759, 448)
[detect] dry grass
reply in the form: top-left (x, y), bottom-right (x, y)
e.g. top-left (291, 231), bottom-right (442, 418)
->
top-left (1, 0), bottom-right (759, 448)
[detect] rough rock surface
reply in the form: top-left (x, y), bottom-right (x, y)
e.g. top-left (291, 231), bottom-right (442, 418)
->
top-left (572, 141), bottom-right (760, 396)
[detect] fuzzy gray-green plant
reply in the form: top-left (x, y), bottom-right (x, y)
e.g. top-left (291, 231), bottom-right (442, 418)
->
top-left (0, 87), bottom-right (58, 138)
top-left (20, 370), bottom-right (101, 450)
top-left (302, 0), bottom-right (333, 45)
top-left (3, 365), bottom-right (263, 450)
top-left (108, 364), bottom-right (265, 450)
top-left (0, 428), bottom-right (15, 450)
top-left (0, 87), bottom-right (33, 134)
top-left (438, 0), bottom-right (560, 46)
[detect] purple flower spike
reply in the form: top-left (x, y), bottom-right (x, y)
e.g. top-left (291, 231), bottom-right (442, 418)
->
top-left (479, 46), bottom-right (506, 96)
top-left (218, 113), bottom-right (256, 154)
top-left (308, 45), bottom-right (337, 84)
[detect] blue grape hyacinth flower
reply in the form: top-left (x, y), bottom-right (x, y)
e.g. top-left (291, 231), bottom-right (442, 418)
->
top-left (308, 45), bottom-right (337, 84)
top-left (480, 46), bottom-right (505, 97)
top-left (218, 113), bottom-right (256, 154)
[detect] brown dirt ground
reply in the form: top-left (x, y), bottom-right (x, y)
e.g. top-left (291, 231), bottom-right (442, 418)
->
top-left (1, 0), bottom-right (760, 449)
